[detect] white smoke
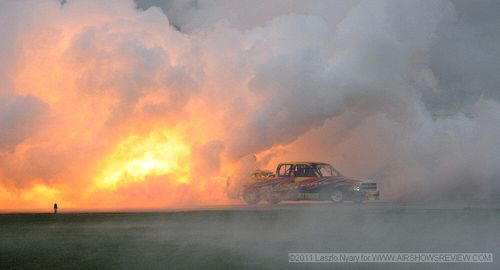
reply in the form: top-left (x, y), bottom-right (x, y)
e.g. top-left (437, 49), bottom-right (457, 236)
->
top-left (201, 0), bottom-right (500, 201)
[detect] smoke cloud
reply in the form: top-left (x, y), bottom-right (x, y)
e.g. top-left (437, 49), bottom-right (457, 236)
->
top-left (1, 0), bottom-right (499, 209)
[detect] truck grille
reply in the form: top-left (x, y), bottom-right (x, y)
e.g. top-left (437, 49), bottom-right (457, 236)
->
top-left (361, 182), bottom-right (377, 190)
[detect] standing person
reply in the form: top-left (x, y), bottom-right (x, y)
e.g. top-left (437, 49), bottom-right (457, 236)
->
top-left (53, 203), bottom-right (58, 214)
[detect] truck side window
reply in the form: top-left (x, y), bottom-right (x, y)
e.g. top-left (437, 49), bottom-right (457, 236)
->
top-left (293, 165), bottom-right (315, 177)
top-left (304, 166), bottom-right (315, 177)
top-left (277, 164), bottom-right (291, 177)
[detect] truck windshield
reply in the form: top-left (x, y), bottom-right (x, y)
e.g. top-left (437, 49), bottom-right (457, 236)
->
top-left (315, 164), bottom-right (342, 178)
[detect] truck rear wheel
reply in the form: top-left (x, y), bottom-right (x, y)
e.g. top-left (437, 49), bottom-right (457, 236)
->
top-left (243, 188), bottom-right (261, 205)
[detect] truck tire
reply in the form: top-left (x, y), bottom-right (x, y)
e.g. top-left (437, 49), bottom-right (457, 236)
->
top-left (330, 189), bottom-right (344, 203)
top-left (243, 188), bottom-right (261, 205)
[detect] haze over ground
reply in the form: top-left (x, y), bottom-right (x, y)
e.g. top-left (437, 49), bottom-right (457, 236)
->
top-left (1, 204), bottom-right (499, 269)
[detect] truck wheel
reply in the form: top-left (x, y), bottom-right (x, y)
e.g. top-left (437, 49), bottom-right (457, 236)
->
top-left (243, 188), bottom-right (261, 205)
top-left (330, 189), bottom-right (344, 203)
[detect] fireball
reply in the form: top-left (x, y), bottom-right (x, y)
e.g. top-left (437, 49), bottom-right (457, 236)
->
top-left (94, 130), bottom-right (191, 190)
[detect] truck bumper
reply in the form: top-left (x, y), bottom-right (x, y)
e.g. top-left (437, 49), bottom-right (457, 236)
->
top-left (364, 190), bottom-right (380, 200)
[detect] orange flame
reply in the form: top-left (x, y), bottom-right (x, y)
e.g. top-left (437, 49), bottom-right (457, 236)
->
top-left (94, 130), bottom-right (191, 190)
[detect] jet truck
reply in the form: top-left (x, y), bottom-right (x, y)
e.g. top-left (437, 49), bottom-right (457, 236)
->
top-left (237, 162), bottom-right (379, 204)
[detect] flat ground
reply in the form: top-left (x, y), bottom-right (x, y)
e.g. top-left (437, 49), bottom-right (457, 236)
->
top-left (1, 202), bottom-right (499, 270)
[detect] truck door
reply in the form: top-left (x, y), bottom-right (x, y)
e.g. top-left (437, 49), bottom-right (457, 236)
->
top-left (292, 164), bottom-right (317, 184)
top-left (292, 164), bottom-right (320, 199)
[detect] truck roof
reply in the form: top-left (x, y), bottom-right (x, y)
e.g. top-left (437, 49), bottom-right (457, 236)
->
top-left (277, 162), bottom-right (330, 166)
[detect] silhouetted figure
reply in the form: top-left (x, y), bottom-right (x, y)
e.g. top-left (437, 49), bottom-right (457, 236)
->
top-left (53, 203), bottom-right (58, 214)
